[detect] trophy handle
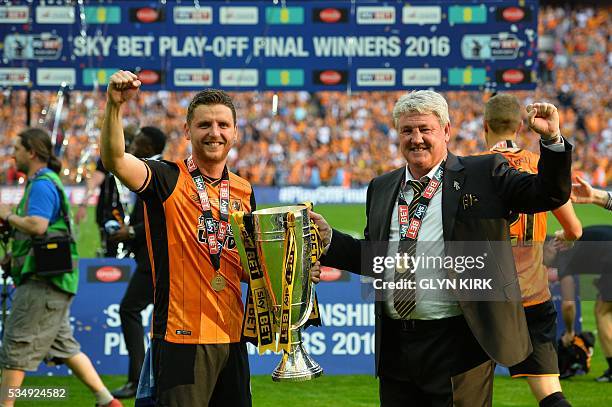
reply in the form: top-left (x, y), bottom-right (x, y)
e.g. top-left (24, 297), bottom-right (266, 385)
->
top-left (292, 284), bottom-right (315, 330)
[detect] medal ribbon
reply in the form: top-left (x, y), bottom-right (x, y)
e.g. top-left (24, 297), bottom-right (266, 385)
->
top-left (185, 156), bottom-right (229, 271)
top-left (398, 162), bottom-right (444, 242)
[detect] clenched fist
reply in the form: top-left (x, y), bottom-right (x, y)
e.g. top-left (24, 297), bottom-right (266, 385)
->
top-left (107, 70), bottom-right (141, 106)
top-left (526, 102), bottom-right (560, 140)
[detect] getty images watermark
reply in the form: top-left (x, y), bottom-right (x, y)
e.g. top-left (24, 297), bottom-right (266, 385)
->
top-left (370, 252), bottom-right (492, 291)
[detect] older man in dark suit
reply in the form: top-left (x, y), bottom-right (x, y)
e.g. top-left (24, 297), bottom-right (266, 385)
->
top-left (310, 90), bottom-right (572, 407)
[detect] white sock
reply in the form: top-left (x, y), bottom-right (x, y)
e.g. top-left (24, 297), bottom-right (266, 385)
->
top-left (94, 388), bottom-right (113, 405)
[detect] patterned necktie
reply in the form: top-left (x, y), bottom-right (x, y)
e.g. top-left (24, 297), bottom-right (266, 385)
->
top-left (393, 178), bottom-right (428, 319)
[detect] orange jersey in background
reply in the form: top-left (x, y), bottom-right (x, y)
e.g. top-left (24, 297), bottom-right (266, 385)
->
top-left (487, 144), bottom-right (549, 306)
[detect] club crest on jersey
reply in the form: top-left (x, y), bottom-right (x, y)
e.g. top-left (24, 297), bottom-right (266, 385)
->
top-left (231, 200), bottom-right (242, 211)
top-left (187, 157), bottom-right (197, 172)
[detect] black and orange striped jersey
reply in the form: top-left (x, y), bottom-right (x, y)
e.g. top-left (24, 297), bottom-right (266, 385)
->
top-left (136, 159), bottom-right (255, 344)
top-left (488, 146), bottom-right (549, 306)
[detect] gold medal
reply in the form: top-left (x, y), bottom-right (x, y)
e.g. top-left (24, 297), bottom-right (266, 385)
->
top-left (212, 273), bottom-right (226, 291)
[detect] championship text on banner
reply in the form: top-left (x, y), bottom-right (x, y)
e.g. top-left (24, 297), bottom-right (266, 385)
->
top-left (0, 0), bottom-right (538, 91)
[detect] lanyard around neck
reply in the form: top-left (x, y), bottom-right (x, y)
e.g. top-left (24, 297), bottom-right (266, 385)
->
top-left (397, 162), bottom-right (444, 241)
top-left (185, 156), bottom-right (230, 271)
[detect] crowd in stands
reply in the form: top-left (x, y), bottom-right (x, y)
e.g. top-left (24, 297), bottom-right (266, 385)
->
top-left (1, 5), bottom-right (610, 187)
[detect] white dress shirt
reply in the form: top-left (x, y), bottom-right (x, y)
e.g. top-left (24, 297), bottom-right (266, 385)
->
top-left (383, 159), bottom-right (462, 320)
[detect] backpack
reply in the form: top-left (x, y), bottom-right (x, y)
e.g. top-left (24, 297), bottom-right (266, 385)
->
top-left (558, 331), bottom-right (596, 379)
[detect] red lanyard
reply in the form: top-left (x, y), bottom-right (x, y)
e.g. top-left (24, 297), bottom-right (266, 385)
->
top-left (185, 156), bottom-right (229, 271)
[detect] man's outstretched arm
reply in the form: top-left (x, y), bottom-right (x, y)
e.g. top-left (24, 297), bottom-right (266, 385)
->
top-left (101, 70), bottom-right (148, 191)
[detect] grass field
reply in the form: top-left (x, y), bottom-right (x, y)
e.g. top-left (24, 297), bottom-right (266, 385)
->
top-left (8, 203), bottom-right (612, 406)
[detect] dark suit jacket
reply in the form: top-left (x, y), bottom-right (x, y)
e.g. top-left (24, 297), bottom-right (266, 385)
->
top-left (322, 143), bottom-right (572, 373)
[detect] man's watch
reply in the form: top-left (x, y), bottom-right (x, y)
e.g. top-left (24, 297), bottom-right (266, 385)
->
top-left (128, 226), bottom-right (136, 239)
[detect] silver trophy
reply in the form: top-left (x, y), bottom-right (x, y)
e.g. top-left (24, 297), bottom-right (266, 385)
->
top-left (231, 205), bottom-right (323, 381)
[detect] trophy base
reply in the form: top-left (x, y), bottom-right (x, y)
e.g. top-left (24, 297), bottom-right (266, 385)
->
top-left (271, 342), bottom-right (323, 382)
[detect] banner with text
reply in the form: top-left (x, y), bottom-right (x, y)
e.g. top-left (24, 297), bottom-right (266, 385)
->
top-left (0, 0), bottom-right (538, 91)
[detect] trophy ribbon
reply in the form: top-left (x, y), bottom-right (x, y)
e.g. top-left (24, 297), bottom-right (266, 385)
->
top-left (234, 212), bottom-right (277, 353)
top-left (278, 212), bottom-right (298, 353)
top-left (303, 202), bottom-right (323, 328)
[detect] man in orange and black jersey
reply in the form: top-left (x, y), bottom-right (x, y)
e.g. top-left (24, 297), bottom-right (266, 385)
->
top-left (482, 93), bottom-right (582, 407)
top-left (100, 71), bottom-right (261, 406)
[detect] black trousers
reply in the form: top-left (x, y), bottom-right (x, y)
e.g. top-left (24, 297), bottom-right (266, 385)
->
top-left (379, 315), bottom-right (493, 407)
top-left (119, 266), bottom-right (154, 383)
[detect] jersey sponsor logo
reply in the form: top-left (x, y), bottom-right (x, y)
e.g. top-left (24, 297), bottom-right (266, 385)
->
top-left (197, 219), bottom-right (237, 249)
top-left (175, 330), bottom-right (192, 336)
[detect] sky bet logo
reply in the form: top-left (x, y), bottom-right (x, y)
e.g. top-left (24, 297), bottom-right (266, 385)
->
top-left (356, 6), bottom-right (396, 24)
top-left (173, 6), bottom-right (212, 24)
top-left (356, 69), bottom-right (395, 86)
top-left (174, 69), bottom-right (212, 87)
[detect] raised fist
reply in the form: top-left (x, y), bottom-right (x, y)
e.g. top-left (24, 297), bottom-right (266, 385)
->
top-left (107, 70), bottom-right (141, 106)
top-left (526, 102), bottom-right (560, 140)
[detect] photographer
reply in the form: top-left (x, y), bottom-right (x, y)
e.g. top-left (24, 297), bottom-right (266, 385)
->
top-left (0, 128), bottom-right (121, 407)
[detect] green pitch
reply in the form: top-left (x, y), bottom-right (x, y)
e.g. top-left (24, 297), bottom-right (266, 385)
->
top-left (12, 204), bottom-right (612, 406)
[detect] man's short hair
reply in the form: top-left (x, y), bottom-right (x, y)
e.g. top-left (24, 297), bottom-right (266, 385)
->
top-left (392, 90), bottom-right (450, 128)
top-left (484, 93), bottom-right (522, 134)
top-left (187, 89), bottom-right (237, 126)
top-left (139, 126), bottom-right (167, 155)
